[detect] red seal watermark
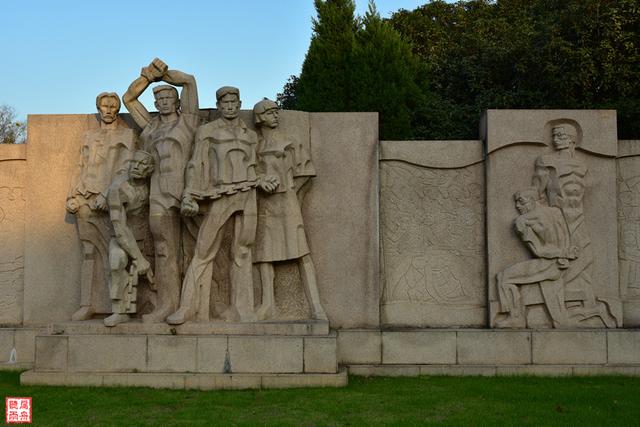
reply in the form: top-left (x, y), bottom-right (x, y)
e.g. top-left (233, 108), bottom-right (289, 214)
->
top-left (5, 397), bottom-right (32, 424)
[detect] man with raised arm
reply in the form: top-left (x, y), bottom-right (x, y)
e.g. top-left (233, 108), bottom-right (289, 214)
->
top-left (123, 58), bottom-right (201, 323)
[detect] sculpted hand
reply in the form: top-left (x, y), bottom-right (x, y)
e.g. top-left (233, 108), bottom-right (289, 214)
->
top-left (135, 257), bottom-right (151, 275)
top-left (259, 175), bottom-right (279, 193)
top-left (94, 194), bottom-right (108, 211)
top-left (141, 58), bottom-right (168, 82)
top-left (566, 245), bottom-right (580, 260)
top-left (65, 197), bottom-right (79, 214)
top-left (181, 196), bottom-right (199, 217)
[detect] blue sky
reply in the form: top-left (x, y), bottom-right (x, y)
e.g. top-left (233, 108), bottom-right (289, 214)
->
top-left (2, 0), bottom-right (428, 119)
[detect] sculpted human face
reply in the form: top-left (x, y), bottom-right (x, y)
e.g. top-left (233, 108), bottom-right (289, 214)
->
top-left (260, 108), bottom-right (279, 129)
top-left (515, 194), bottom-right (536, 215)
top-left (552, 127), bottom-right (572, 151)
top-left (218, 93), bottom-right (241, 120)
top-left (98, 97), bottom-right (119, 124)
top-left (154, 90), bottom-right (179, 115)
top-left (129, 152), bottom-right (154, 179)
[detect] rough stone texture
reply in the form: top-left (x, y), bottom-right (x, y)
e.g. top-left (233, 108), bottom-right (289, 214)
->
top-left (419, 365), bottom-right (497, 376)
top-left (607, 330), bottom-right (640, 364)
top-left (337, 330), bottom-right (381, 364)
top-left (532, 331), bottom-right (606, 364)
top-left (68, 335), bottom-right (146, 372)
top-left (14, 329), bottom-right (36, 363)
top-left (495, 365), bottom-right (573, 376)
top-left (35, 336), bottom-right (68, 371)
top-left (484, 110), bottom-right (620, 328)
top-left (306, 113), bottom-right (379, 328)
top-left (196, 336), bottom-right (228, 373)
top-left (380, 140), bottom-right (485, 327)
top-left (22, 370), bottom-right (348, 389)
top-left (148, 336), bottom-right (196, 372)
top-left (349, 365), bottom-right (421, 377)
top-left (618, 140), bottom-right (640, 326)
top-left (0, 329), bottom-right (14, 362)
top-left (303, 336), bottom-right (337, 373)
top-left (457, 331), bottom-right (531, 365)
top-left (382, 331), bottom-right (456, 364)
top-left (23, 114), bottom-right (138, 323)
top-left (51, 319), bottom-right (329, 336)
top-left (228, 336), bottom-right (303, 373)
top-left (0, 144), bottom-right (26, 325)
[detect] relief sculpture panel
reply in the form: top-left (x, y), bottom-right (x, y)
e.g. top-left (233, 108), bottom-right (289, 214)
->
top-left (618, 140), bottom-right (640, 326)
top-left (380, 140), bottom-right (486, 327)
top-left (0, 150), bottom-right (26, 325)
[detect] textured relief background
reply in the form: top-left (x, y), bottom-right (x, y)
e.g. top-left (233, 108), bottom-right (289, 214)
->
top-left (618, 140), bottom-right (640, 326)
top-left (380, 140), bottom-right (486, 327)
top-left (0, 145), bottom-right (26, 325)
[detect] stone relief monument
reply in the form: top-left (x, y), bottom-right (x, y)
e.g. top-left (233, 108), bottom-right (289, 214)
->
top-left (7, 54), bottom-right (640, 389)
top-left (123, 58), bottom-right (201, 323)
top-left (486, 111), bottom-right (621, 328)
top-left (66, 92), bottom-right (136, 321)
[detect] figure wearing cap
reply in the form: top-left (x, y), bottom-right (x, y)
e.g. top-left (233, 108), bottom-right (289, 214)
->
top-left (252, 98), bottom-right (327, 321)
top-left (167, 86), bottom-right (278, 324)
top-left (123, 58), bottom-right (201, 323)
top-left (104, 150), bottom-right (156, 326)
top-left (66, 92), bottom-right (136, 321)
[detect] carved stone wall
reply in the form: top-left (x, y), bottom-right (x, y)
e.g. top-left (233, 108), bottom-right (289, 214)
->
top-left (485, 110), bottom-right (620, 328)
top-left (0, 145), bottom-right (26, 325)
top-left (22, 111), bottom-right (379, 327)
top-left (380, 140), bottom-right (486, 327)
top-left (618, 140), bottom-right (640, 326)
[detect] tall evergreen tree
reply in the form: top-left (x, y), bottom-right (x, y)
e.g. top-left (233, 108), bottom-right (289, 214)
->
top-left (296, 0), bottom-right (357, 112)
top-left (350, 2), bottom-right (419, 139)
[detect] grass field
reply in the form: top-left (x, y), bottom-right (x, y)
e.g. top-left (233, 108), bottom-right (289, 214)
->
top-left (1, 371), bottom-right (639, 426)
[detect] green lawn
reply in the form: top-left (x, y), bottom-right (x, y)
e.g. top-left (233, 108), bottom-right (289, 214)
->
top-left (1, 371), bottom-right (639, 426)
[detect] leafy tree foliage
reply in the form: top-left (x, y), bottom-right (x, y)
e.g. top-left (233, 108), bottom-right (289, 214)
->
top-left (282, 0), bottom-right (639, 139)
top-left (296, 0), bottom-right (358, 112)
top-left (390, 0), bottom-right (640, 138)
top-left (0, 105), bottom-right (26, 144)
top-left (290, 0), bottom-right (423, 139)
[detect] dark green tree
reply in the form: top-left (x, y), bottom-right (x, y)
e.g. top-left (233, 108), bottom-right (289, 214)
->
top-left (295, 0), bottom-right (357, 112)
top-left (350, 1), bottom-right (420, 139)
top-left (390, 0), bottom-right (640, 138)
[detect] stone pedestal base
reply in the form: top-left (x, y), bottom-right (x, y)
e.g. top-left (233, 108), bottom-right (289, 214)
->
top-left (22, 321), bottom-right (343, 389)
top-left (21, 370), bottom-right (348, 390)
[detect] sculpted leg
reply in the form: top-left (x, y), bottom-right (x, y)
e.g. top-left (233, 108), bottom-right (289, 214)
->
top-left (299, 255), bottom-right (327, 321)
top-left (539, 279), bottom-right (568, 328)
top-left (230, 211), bottom-right (257, 322)
top-left (105, 241), bottom-right (130, 327)
top-left (167, 201), bottom-right (234, 325)
top-left (72, 210), bottom-right (110, 321)
top-left (256, 263), bottom-right (276, 320)
top-left (143, 212), bottom-right (181, 323)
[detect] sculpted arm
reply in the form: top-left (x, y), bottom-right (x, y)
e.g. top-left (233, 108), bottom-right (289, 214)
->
top-left (123, 59), bottom-right (169, 128)
top-left (163, 70), bottom-right (199, 115)
top-left (532, 158), bottom-right (549, 199)
top-left (180, 127), bottom-right (207, 216)
top-left (515, 218), bottom-right (562, 259)
top-left (108, 184), bottom-right (146, 266)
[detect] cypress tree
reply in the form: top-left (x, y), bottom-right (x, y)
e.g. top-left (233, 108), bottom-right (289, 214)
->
top-left (296, 0), bottom-right (357, 112)
top-left (351, 1), bottom-right (420, 139)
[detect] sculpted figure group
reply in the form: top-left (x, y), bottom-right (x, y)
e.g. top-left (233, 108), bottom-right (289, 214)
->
top-left (495, 124), bottom-right (615, 328)
top-left (66, 59), bottom-right (326, 326)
